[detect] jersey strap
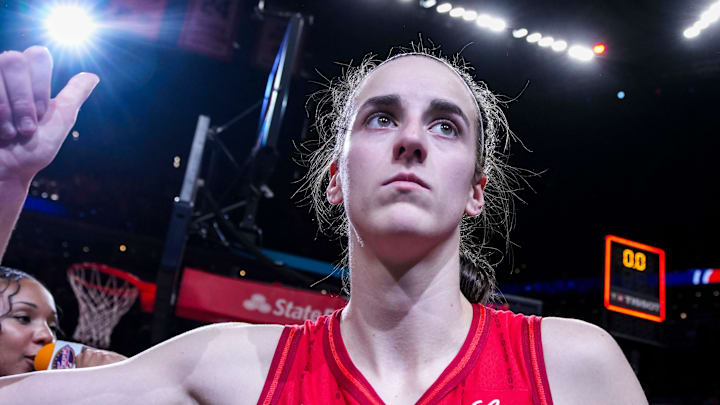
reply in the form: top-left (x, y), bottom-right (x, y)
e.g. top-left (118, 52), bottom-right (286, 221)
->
top-left (258, 326), bottom-right (302, 405)
top-left (522, 315), bottom-right (554, 405)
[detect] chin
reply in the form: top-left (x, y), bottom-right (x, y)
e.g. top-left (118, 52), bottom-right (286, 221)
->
top-left (377, 215), bottom-right (431, 236)
top-left (375, 222), bottom-right (444, 247)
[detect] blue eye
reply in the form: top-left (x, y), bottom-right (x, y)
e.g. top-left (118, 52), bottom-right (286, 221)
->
top-left (429, 121), bottom-right (457, 137)
top-left (367, 114), bottom-right (395, 129)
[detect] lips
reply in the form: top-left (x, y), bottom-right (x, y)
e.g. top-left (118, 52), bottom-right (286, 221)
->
top-left (24, 356), bottom-right (35, 370)
top-left (383, 173), bottom-right (430, 189)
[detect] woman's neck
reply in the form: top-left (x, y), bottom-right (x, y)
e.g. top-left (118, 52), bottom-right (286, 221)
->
top-left (339, 227), bottom-right (474, 380)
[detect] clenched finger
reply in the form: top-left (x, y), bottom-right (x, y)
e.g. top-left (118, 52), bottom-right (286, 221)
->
top-left (23, 46), bottom-right (53, 121)
top-left (54, 72), bottom-right (99, 128)
top-left (0, 71), bottom-right (15, 140)
top-left (0, 51), bottom-right (37, 137)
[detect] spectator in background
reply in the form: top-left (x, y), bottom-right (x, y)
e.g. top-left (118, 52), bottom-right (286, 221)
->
top-left (0, 266), bottom-right (125, 376)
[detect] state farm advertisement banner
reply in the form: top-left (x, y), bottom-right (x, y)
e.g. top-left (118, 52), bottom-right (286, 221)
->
top-left (106, 0), bottom-right (168, 40)
top-left (176, 268), bottom-right (347, 324)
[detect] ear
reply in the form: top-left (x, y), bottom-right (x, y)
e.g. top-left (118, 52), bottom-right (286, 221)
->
top-left (465, 174), bottom-right (487, 216)
top-left (326, 160), bottom-right (344, 205)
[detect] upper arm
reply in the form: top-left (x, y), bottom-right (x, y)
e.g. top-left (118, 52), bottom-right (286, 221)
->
top-left (183, 323), bottom-right (284, 404)
top-left (541, 317), bottom-right (648, 405)
top-left (0, 322), bottom-right (284, 405)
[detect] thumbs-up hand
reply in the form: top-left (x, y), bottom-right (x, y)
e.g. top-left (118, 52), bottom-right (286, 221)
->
top-left (0, 46), bottom-right (99, 183)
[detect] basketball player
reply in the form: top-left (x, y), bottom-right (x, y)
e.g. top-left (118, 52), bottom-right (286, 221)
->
top-left (0, 46), bottom-right (648, 404)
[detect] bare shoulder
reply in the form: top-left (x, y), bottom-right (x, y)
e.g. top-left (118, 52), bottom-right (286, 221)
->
top-left (148, 322), bottom-right (285, 405)
top-left (540, 317), bottom-right (648, 405)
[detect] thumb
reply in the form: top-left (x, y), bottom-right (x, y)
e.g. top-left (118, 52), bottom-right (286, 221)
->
top-left (53, 72), bottom-right (99, 126)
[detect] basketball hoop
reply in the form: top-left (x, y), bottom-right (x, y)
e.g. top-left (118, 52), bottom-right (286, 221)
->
top-left (67, 263), bottom-right (154, 348)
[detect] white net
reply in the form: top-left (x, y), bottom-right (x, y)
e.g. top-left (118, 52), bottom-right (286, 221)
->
top-left (67, 264), bottom-right (139, 348)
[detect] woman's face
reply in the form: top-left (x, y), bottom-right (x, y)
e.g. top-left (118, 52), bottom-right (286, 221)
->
top-left (329, 56), bottom-right (485, 250)
top-left (0, 278), bottom-right (57, 376)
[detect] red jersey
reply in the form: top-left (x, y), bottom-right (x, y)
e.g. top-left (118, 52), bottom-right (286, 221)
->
top-left (258, 304), bottom-right (554, 405)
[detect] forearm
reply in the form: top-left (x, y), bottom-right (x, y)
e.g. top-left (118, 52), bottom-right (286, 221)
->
top-left (0, 359), bottom-right (186, 405)
top-left (0, 177), bottom-right (31, 263)
top-left (0, 368), bottom-right (99, 405)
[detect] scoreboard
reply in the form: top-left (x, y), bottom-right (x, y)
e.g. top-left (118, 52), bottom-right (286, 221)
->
top-left (604, 235), bottom-right (666, 322)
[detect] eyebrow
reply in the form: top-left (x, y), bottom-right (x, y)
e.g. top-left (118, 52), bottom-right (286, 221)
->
top-left (14, 301), bottom-right (38, 308)
top-left (357, 94), bottom-right (472, 129)
top-left (13, 302), bottom-right (58, 319)
top-left (359, 94), bottom-right (402, 111)
top-left (429, 99), bottom-right (471, 129)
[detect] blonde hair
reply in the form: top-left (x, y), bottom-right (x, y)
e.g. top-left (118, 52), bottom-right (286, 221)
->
top-left (298, 42), bottom-right (527, 303)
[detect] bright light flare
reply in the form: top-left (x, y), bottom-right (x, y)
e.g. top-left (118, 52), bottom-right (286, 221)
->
top-left (463, 10), bottom-right (478, 21)
top-left (476, 14), bottom-right (492, 28)
top-left (551, 40), bottom-right (568, 52)
top-left (700, 7), bottom-right (720, 24)
top-left (693, 19), bottom-right (711, 30)
top-left (474, 14), bottom-right (505, 32)
top-left (526, 33), bottom-right (542, 43)
top-left (436, 2), bottom-right (452, 13)
top-left (538, 36), bottom-right (554, 47)
top-left (684, 27), bottom-right (701, 38)
top-left (449, 7), bottom-right (465, 18)
top-left (45, 5), bottom-right (97, 46)
top-left (512, 28), bottom-right (528, 38)
top-left (513, 28), bottom-right (528, 38)
top-left (683, 0), bottom-right (720, 39)
top-left (569, 45), bottom-right (594, 61)
top-left (487, 17), bottom-right (506, 32)
top-left (593, 43), bottom-right (606, 54)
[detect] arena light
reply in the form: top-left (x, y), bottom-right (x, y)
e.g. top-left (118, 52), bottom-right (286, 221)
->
top-left (436, 2), bottom-right (452, 13)
top-left (419, 0), bottom-right (437, 8)
top-left (526, 32), bottom-right (542, 43)
top-left (568, 45), bottom-right (594, 61)
top-left (44, 4), bottom-right (97, 46)
top-left (487, 17), bottom-right (506, 32)
top-left (463, 10), bottom-right (478, 21)
top-left (683, 27), bottom-right (701, 38)
top-left (473, 14), bottom-right (506, 32)
top-left (512, 28), bottom-right (528, 38)
top-left (423, 3), bottom-right (597, 63)
top-left (449, 7), bottom-right (465, 18)
top-left (694, 20), bottom-right (711, 30)
top-left (683, 1), bottom-right (720, 39)
top-left (700, 6), bottom-right (720, 23)
top-left (538, 36), bottom-right (554, 47)
top-left (476, 14), bottom-right (492, 28)
top-left (551, 40), bottom-right (567, 52)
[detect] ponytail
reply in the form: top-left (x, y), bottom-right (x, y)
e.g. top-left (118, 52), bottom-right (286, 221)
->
top-left (459, 257), bottom-right (497, 304)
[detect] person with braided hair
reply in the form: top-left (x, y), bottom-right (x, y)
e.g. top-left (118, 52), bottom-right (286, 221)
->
top-left (0, 45), bottom-right (647, 404)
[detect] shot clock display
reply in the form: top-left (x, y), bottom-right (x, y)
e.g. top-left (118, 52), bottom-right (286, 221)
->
top-left (604, 235), bottom-right (666, 322)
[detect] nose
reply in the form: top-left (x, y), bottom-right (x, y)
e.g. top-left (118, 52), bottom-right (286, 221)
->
top-left (393, 123), bottom-right (427, 164)
top-left (32, 322), bottom-right (54, 346)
